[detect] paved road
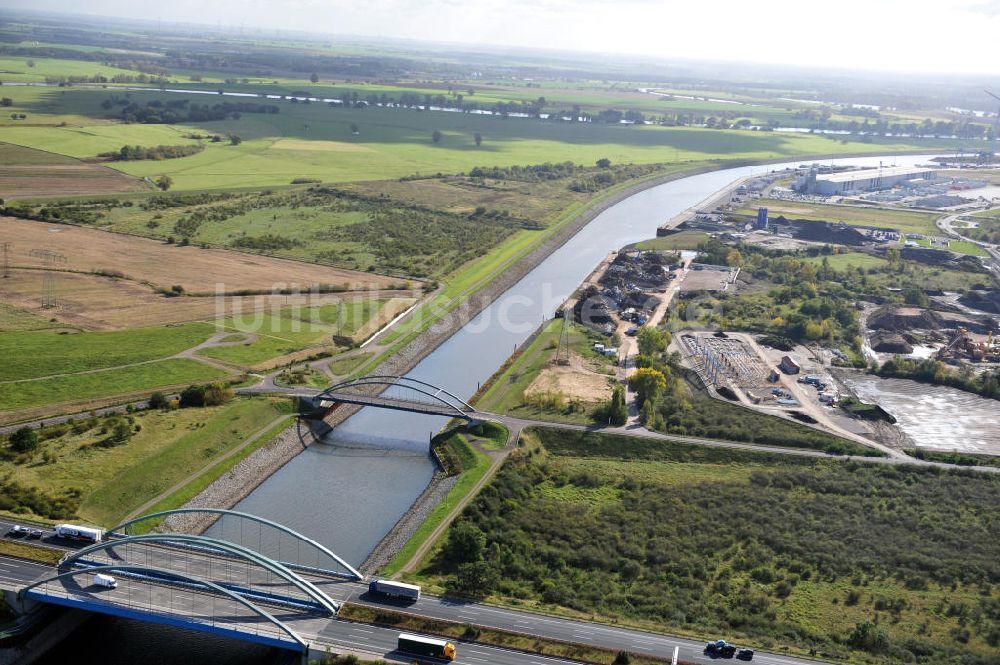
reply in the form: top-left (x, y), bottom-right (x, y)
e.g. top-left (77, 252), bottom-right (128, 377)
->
top-left (0, 542), bottom-right (819, 665)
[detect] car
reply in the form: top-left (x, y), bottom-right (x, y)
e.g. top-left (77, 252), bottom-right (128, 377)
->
top-left (6, 525), bottom-right (29, 537)
top-left (737, 648), bottom-right (754, 661)
top-left (27, 529), bottom-right (43, 539)
top-left (705, 639), bottom-right (737, 658)
top-left (625, 327), bottom-right (638, 336)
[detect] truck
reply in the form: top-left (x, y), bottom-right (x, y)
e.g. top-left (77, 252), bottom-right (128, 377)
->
top-left (397, 632), bottom-right (456, 661)
top-left (54, 524), bottom-right (103, 543)
top-left (369, 578), bottom-right (421, 601)
top-left (92, 573), bottom-right (118, 589)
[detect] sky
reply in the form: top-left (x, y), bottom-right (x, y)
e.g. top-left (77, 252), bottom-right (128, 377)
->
top-left (7, 0), bottom-right (1000, 75)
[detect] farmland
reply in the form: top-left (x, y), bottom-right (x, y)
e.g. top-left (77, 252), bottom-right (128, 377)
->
top-left (0, 397), bottom-right (293, 526)
top-left (0, 84), bottom-right (957, 191)
top-left (0, 141), bottom-right (145, 198)
top-left (410, 427), bottom-right (1000, 665)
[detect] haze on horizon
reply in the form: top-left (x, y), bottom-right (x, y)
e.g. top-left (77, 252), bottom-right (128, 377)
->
top-left (5, 0), bottom-right (1000, 77)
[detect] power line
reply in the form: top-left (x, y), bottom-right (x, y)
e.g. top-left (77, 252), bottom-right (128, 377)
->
top-left (28, 248), bottom-right (67, 308)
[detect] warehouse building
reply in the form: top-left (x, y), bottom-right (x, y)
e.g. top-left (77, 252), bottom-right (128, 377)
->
top-left (795, 166), bottom-right (936, 195)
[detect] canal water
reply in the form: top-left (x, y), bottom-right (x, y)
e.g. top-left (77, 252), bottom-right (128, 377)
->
top-left (218, 153), bottom-right (938, 568)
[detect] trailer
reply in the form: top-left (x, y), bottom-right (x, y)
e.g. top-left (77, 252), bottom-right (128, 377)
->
top-left (397, 633), bottom-right (456, 661)
top-left (54, 524), bottom-right (103, 543)
top-left (369, 578), bottom-right (421, 601)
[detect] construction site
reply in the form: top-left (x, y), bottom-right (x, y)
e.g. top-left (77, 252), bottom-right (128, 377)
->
top-left (864, 304), bottom-right (1000, 365)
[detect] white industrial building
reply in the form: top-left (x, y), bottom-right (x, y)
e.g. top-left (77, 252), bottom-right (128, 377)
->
top-left (795, 166), bottom-right (936, 195)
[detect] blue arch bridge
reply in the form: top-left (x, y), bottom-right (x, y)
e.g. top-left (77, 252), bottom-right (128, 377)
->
top-left (18, 509), bottom-right (364, 658)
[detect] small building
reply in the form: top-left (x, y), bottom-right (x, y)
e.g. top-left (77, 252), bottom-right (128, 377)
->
top-left (756, 207), bottom-right (769, 230)
top-left (768, 369), bottom-right (781, 383)
top-left (779, 355), bottom-right (801, 374)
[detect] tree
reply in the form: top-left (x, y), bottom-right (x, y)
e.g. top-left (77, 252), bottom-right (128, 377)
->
top-left (474, 132), bottom-right (482, 147)
top-left (629, 367), bottom-right (667, 407)
top-left (228, 133), bottom-right (243, 146)
top-left (903, 287), bottom-right (928, 308)
top-left (179, 384), bottom-right (207, 408)
top-left (454, 560), bottom-right (500, 596)
top-left (432, 130), bottom-right (443, 144)
top-left (26, 59), bottom-right (35, 68)
top-left (637, 327), bottom-right (670, 357)
top-left (156, 175), bottom-right (173, 191)
top-left (613, 652), bottom-right (631, 665)
top-left (108, 418), bottom-right (133, 446)
top-left (203, 382), bottom-right (234, 406)
top-left (442, 521), bottom-right (485, 565)
top-left (608, 384), bottom-right (628, 425)
top-left (9, 427), bottom-right (39, 453)
top-left (596, 158), bottom-right (611, 168)
top-left (310, 72), bottom-right (319, 83)
top-left (148, 391), bottom-right (169, 410)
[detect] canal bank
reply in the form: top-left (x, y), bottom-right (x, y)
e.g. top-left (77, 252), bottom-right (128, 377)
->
top-left (170, 153), bottom-right (942, 567)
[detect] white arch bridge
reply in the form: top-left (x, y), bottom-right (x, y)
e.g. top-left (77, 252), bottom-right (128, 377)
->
top-left (244, 374), bottom-right (483, 420)
top-left (19, 509), bottom-right (362, 655)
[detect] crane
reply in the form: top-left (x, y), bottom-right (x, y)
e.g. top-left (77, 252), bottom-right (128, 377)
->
top-left (986, 89), bottom-right (1000, 163)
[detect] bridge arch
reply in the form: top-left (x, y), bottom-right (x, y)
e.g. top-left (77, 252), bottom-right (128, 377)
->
top-left (318, 374), bottom-right (476, 418)
top-left (20, 564), bottom-right (307, 651)
top-left (62, 533), bottom-right (339, 614)
top-left (109, 508), bottom-right (363, 581)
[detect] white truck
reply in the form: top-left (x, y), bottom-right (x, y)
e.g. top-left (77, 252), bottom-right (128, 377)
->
top-left (92, 573), bottom-right (117, 589)
top-left (54, 524), bottom-right (104, 543)
top-left (368, 579), bottom-right (421, 601)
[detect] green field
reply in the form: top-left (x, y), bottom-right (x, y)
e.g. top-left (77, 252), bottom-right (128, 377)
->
top-left (474, 319), bottom-right (615, 424)
top-left (739, 199), bottom-right (941, 236)
top-left (0, 56), bottom-right (146, 83)
top-left (800, 251), bottom-right (890, 270)
top-left (411, 428), bottom-right (1000, 665)
top-left (0, 397), bottom-right (292, 526)
top-left (197, 301), bottom-right (390, 367)
top-left (635, 231), bottom-right (709, 250)
top-left (0, 86), bottom-right (956, 191)
top-left (0, 322), bottom-right (215, 381)
top-left (0, 359), bottom-right (229, 412)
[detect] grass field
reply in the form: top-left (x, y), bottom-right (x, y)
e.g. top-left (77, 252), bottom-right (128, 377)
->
top-left (196, 301), bottom-right (399, 367)
top-left (738, 199), bottom-right (941, 236)
top-left (0, 86), bottom-right (955, 190)
top-left (0, 322), bottom-right (215, 381)
top-left (0, 56), bottom-right (145, 83)
top-left (0, 397), bottom-right (292, 526)
top-left (635, 231), bottom-right (709, 250)
top-left (0, 358), bottom-right (229, 412)
top-left (800, 252), bottom-right (890, 270)
top-left (410, 428), bottom-right (1000, 665)
top-left (474, 319), bottom-right (614, 424)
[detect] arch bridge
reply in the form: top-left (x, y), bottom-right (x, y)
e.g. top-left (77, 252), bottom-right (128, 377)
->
top-left (19, 508), bottom-right (362, 654)
top-left (305, 374), bottom-right (480, 420)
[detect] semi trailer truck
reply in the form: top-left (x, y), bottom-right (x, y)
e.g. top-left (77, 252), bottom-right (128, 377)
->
top-left (369, 578), bottom-right (421, 601)
top-left (54, 524), bottom-right (103, 543)
top-left (397, 632), bottom-right (456, 661)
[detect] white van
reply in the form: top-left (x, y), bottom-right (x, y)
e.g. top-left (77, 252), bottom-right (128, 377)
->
top-left (93, 573), bottom-right (118, 589)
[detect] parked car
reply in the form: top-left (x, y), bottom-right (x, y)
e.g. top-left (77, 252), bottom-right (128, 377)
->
top-left (625, 327), bottom-right (638, 336)
top-left (6, 525), bottom-right (29, 538)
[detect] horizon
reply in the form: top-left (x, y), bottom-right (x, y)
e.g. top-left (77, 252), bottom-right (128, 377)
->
top-left (4, 1), bottom-right (1000, 78)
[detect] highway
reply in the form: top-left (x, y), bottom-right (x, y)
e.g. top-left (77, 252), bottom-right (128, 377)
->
top-left (0, 532), bottom-right (823, 665)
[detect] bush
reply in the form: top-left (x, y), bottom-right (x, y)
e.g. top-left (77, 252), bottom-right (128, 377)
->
top-left (8, 427), bottom-right (39, 453)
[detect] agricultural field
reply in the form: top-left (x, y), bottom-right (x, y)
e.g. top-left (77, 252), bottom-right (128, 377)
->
top-left (0, 85), bottom-right (957, 191)
top-left (0, 397), bottom-right (294, 526)
top-left (738, 199), bottom-right (941, 236)
top-left (0, 216), bottom-right (404, 294)
top-left (0, 141), bottom-right (145, 198)
top-left (410, 427), bottom-right (1000, 665)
